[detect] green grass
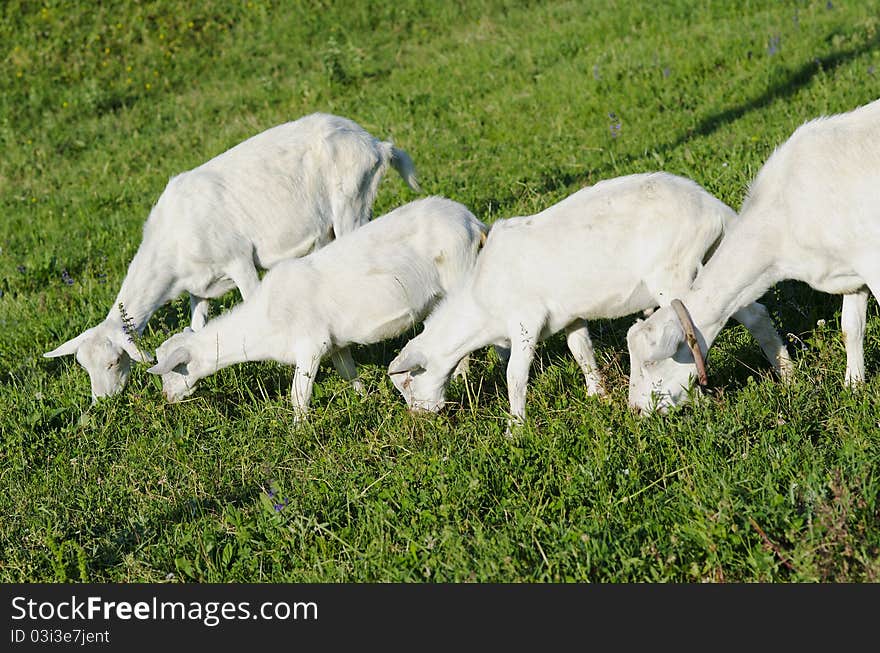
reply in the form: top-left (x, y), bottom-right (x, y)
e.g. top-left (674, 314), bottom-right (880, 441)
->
top-left (2, 0), bottom-right (879, 582)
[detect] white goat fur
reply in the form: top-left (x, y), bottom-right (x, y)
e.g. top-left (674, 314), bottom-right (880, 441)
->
top-left (388, 172), bottom-right (791, 422)
top-left (627, 98), bottom-right (880, 414)
top-left (43, 113), bottom-right (420, 400)
top-left (146, 197), bottom-right (487, 418)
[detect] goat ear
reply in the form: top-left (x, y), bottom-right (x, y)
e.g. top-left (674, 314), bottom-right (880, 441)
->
top-left (120, 338), bottom-right (155, 364)
top-left (389, 350), bottom-right (427, 375)
top-left (147, 347), bottom-right (191, 375)
top-left (43, 328), bottom-right (94, 358)
top-left (627, 315), bottom-right (683, 363)
top-left (626, 323), bottom-right (650, 363)
top-left (654, 318), bottom-right (685, 361)
top-left (108, 330), bottom-right (154, 363)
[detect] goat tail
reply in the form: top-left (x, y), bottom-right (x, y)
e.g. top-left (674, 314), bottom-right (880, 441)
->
top-left (388, 145), bottom-right (422, 193)
top-left (701, 205), bottom-right (733, 264)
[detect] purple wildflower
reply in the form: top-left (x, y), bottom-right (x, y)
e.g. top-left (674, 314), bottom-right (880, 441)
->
top-left (17, 265), bottom-right (26, 274)
top-left (768, 34), bottom-right (780, 56)
top-left (265, 480), bottom-right (280, 498)
top-left (608, 112), bottom-right (621, 139)
top-left (61, 269), bottom-right (74, 285)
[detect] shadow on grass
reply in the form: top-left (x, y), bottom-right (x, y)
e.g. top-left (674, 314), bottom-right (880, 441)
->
top-left (669, 36), bottom-right (878, 148)
top-left (455, 33), bottom-right (880, 236)
top-left (90, 483), bottom-right (262, 574)
top-left (528, 34), bottom-right (879, 203)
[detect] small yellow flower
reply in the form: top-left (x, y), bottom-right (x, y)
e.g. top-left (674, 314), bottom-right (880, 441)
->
top-left (104, 47), bottom-right (110, 54)
top-left (16, 71), bottom-right (22, 78)
top-left (126, 65), bottom-right (132, 72)
top-left (145, 82), bottom-right (151, 90)
top-left (62, 101), bottom-right (68, 108)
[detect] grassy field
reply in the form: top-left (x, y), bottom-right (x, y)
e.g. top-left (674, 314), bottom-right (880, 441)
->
top-left (2, 0), bottom-right (879, 582)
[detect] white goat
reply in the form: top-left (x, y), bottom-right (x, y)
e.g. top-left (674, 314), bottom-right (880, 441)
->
top-left (388, 172), bottom-right (792, 425)
top-left (43, 113), bottom-right (420, 401)
top-left (145, 196), bottom-right (487, 419)
top-left (627, 98), bottom-right (880, 414)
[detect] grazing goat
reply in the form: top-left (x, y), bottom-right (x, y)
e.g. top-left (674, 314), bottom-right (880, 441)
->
top-left (387, 172), bottom-right (791, 426)
top-left (43, 113), bottom-right (420, 401)
top-left (146, 197), bottom-right (487, 420)
top-left (627, 99), bottom-right (880, 414)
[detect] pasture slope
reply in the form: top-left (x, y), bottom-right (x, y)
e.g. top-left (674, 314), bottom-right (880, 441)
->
top-left (1, 0), bottom-right (878, 582)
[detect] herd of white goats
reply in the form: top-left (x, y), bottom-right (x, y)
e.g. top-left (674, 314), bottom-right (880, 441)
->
top-left (43, 98), bottom-right (880, 425)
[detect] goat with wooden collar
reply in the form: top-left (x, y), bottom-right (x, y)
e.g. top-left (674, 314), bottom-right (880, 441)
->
top-left (628, 98), bottom-right (880, 414)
